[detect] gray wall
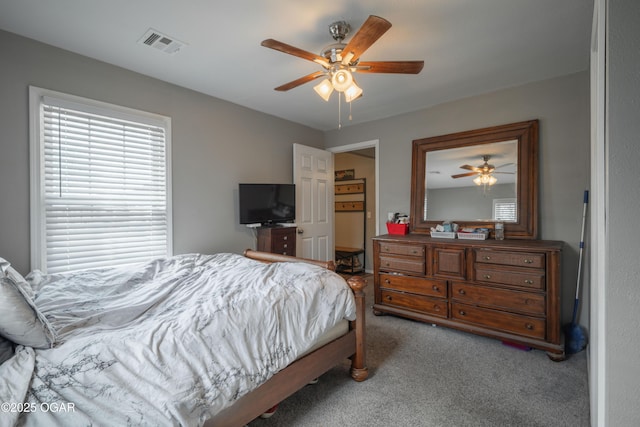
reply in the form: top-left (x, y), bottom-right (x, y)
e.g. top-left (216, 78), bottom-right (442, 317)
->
top-left (0, 30), bottom-right (323, 274)
top-left (606, 0), bottom-right (640, 424)
top-left (324, 72), bottom-right (591, 326)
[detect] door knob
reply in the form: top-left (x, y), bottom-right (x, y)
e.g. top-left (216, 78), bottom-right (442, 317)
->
top-left (297, 228), bottom-right (304, 234)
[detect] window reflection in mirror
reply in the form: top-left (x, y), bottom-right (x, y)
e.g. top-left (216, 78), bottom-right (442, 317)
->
top-left (424, 140), bottom-right (518, 222)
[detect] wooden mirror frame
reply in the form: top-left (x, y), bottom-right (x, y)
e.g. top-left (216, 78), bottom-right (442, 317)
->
top-left (410, 120), bottom-right (539, 239)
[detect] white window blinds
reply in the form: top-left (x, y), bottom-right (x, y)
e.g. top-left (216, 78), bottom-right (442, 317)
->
top-left (30, 87), bottom-right (172, 273)
top-left (493, 198), bottom-right (517, 222)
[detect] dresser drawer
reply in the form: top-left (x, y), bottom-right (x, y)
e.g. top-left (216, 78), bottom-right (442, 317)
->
top-left (451, 282), bottom-right (545, 316)
top-left (451, 303), bottom-right (545, 339)
top-left (379, 243), bottom-right (425, 257)
top-left (379, 274), bottom-right (446, 298)
top-left (475, 267), bottom-right (544, 290)
top-left (379, 256), bottom-right (425, 275)
top-left (381, 289), bottom-right (448, 318)
top-left (272, 240), bottom-right (294, 255)
top-left (475, 250), bottom-right (545, 269)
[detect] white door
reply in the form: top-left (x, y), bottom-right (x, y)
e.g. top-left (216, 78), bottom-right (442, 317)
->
top-left (293, 143), bottom-right (334, 261)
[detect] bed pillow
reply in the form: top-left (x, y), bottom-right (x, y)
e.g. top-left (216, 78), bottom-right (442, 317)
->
top-left (0, 336), bottom-right (14, 364)
top-left (0, 257), bottom-right (55, 348)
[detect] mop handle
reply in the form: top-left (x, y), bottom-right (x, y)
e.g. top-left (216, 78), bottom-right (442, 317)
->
top-left (575, 190), bottom-right (589, 300)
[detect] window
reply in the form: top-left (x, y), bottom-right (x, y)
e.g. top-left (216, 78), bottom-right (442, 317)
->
top-left (493, 198), bottom-right (517, 222)
top-left (30, 87), bottom-right (172, 273)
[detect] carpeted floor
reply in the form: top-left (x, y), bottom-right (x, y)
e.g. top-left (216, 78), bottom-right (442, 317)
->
top-left (250, 275), bottom-right (590, 427)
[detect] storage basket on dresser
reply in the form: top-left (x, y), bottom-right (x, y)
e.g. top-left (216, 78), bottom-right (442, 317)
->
top-left (373, 234), bottom-right (565, 360)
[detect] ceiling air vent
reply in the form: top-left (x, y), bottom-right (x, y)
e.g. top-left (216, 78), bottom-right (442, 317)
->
top-left (138, 28), bottom-right (185, 54)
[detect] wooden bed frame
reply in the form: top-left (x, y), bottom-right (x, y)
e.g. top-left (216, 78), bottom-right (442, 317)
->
top-left (205, 250), bottom-right (368, 427)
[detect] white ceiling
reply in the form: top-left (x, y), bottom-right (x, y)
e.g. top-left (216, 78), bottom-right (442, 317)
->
top-left (0, 0), bottom-right (593, 131)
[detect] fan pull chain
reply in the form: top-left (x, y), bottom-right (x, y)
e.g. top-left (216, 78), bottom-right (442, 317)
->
top-left (349, 99), bottom-right (353, 122)
top-left (338, 92), bottom-right (342, 129)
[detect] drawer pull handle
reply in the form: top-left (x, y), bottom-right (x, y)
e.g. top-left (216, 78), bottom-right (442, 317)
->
top-left (434, 305), bottom-right (440, 311)
top-left (458, 289), bottom-right (466, 295)
top-left (525, 323), bottom-right (534, 330)
top-left (283, 252), bottom-right (287, 255)
top-left (459, 310), bottom-right (466, 316)
top-left (385, 262), bottom-right (390, 267)
top-left (386, 295), bottom-right (393, 301)
top-left (524, 279), bottom-right (534, 284)
top-left (523, 259), bottom-right (533, 264)
top-left (483, 274), bottom-right (491, 279)
top-left (432, 285), bottom-right (439, 291)
top-left (283, 236), bottom-right (287, 240)
top-left (283, 244), bottom-right (287, 248)
top-left (385, 279), bottom-right (391, 284)
top-left (483, 256), bottom-right (491, 260)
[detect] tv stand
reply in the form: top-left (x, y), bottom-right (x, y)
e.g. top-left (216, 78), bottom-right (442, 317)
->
top-left (257, 226), bottom-right (296, 256)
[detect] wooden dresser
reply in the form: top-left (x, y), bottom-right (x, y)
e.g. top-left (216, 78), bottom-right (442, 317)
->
top-left (257, 226), bottom-right (296, 256)
top-left (373, 234), bottom-right (565, 360)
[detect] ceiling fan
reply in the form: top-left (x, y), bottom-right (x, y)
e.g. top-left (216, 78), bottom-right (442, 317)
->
top-left (261, 15), bottom-right (424, 101)
top-left (451, 155), bottom-right (514, 185)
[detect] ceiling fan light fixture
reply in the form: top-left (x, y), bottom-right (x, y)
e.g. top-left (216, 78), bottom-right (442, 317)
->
top-left (261, 15), bottom-right (423, 129)
top-left (313, 79), bottom-right (334, 101)
top-left (474, 174), bottom-right (497, 186)
top-left (331, 69), bottom-right (353, 92)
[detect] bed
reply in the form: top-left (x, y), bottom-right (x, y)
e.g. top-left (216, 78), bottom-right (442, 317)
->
top-left (0, 250), bottom-right (367, 427)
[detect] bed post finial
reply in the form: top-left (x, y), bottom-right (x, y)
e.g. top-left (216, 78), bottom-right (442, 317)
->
top-left (347, 275), bottom-right (368, 381)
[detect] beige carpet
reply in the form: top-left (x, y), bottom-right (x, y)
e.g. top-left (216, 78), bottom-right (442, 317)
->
top-left (250, 275), bottom-right (590, 426)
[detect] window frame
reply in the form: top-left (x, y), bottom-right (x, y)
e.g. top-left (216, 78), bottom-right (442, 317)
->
top-left (29, 86), bottom-right (173, 273)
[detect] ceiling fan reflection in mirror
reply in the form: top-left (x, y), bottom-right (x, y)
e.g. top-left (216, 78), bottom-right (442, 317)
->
top-left (261, 15), bottom-right (424, 128)
top-left (451, 155), bottom-right (515, 186)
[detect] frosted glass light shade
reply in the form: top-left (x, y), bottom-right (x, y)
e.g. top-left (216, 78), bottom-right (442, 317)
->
top-left (331, 69), bottom-right (353, 92)
top-left (313, 79), bottom-right (334, 101)
top-left (344, 82), bottom-right (363, 102)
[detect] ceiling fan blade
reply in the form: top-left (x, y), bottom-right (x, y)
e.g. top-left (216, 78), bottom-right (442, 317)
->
top-left (494, 171), bottom-right (515, 174)
top-left (451, 172), bottom-right (478, 179)
top-left (274, 71), bottom-right (326, 91)
top-left (261, 39), bottom-right (330, 68)
top-left (356, 61), bottom-right (424, 74)
top-left (495, 162), bottom-right (515, 169)
top-left (341, 15), bottom-right (392, 64)
top-left (459, 165), bottom-right (478, 171)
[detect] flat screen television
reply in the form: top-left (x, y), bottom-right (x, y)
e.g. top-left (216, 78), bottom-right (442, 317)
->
top-left (238, 183), bottom-right (296, 225)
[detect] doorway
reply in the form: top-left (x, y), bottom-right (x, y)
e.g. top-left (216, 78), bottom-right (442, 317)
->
top-left (329, 140), bottom-right (379, 274)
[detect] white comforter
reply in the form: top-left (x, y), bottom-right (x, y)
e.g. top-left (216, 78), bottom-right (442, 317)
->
top-left (0, 253), bottom-right (356, 426)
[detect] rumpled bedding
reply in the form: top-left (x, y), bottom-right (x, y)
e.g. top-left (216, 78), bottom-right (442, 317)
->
top-left (0, 253), bottom-right (356, 426)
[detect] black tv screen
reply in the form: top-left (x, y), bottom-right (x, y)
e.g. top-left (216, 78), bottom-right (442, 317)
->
top-left (239, 183), bottom-right (296, 225)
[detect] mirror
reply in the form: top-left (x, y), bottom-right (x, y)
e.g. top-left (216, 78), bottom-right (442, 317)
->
top-left (410, 120), bottom-right (538, 239)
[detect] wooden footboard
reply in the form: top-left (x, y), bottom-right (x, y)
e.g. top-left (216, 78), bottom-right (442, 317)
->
top-left (204, 250), bottom-right (368, 426)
